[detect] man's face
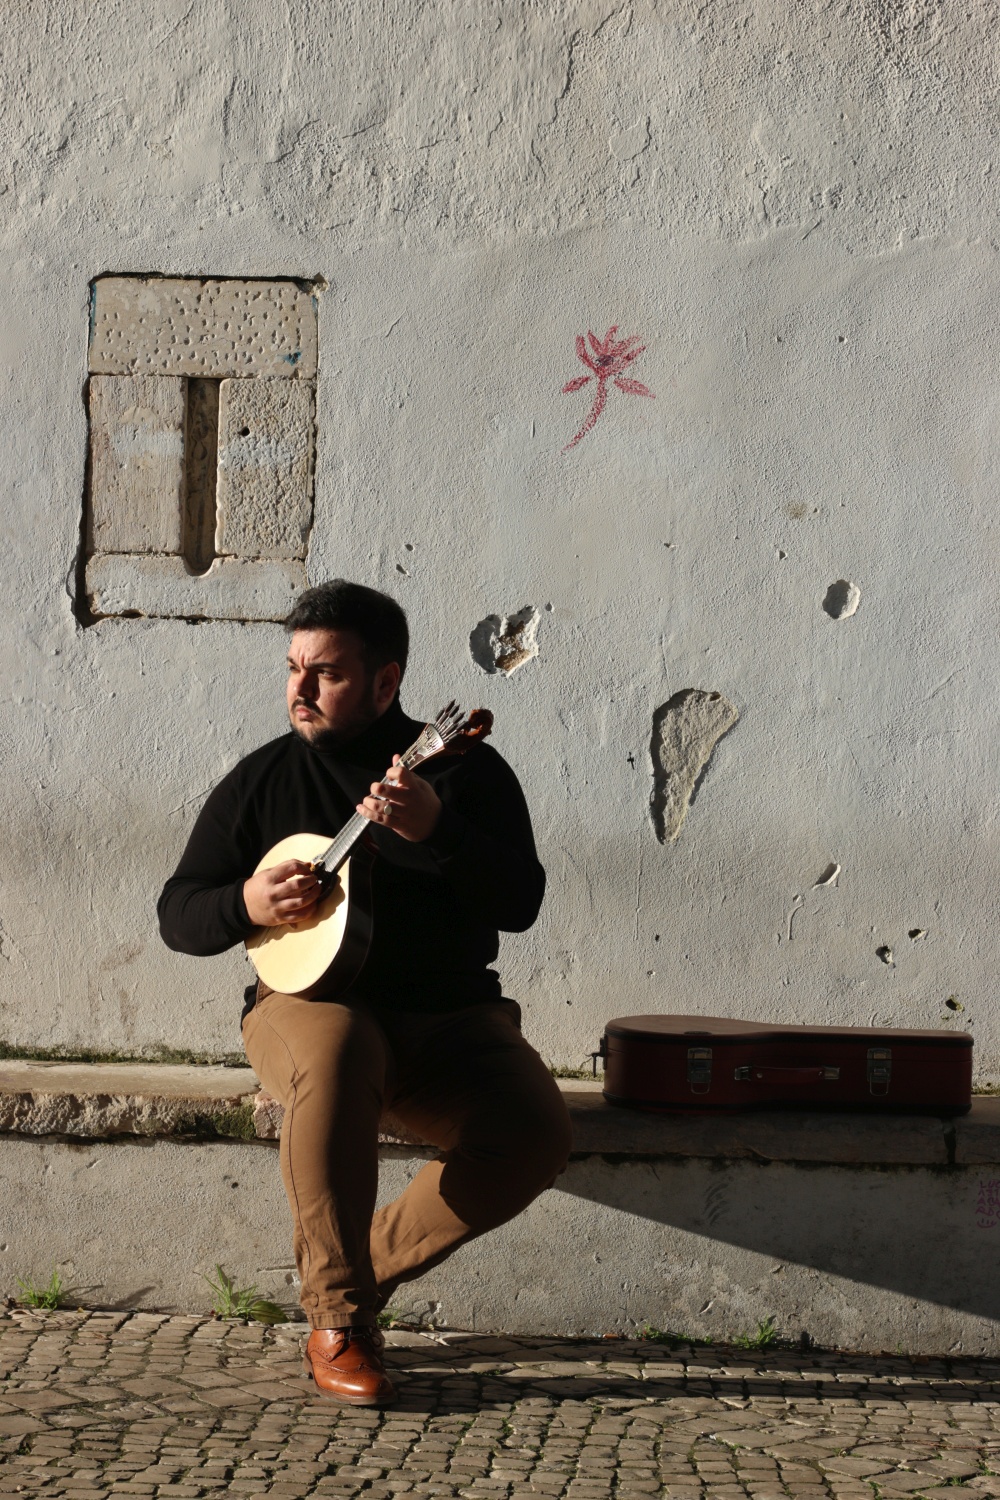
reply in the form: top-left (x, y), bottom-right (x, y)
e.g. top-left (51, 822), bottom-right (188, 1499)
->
top-left (286, 629), bottom-right (392, 750)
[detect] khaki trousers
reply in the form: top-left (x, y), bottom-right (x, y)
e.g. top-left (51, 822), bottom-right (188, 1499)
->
top-left (241, 990), bottom-right (573, 1329)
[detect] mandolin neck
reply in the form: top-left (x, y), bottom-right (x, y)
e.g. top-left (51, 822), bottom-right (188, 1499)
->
top-left (312, 735), bottom-right (432, 876)
top-left (314, 811), bottom-right (371, 875)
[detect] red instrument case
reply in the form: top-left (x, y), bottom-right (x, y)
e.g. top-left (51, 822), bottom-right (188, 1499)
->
top-left (596, 1015), bottom-right (973, 1115)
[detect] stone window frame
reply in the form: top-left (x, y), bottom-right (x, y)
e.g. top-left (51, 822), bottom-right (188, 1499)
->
top-left (77, 274), bottom-right (322, 625)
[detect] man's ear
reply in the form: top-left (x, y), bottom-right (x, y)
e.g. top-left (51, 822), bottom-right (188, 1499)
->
top-left (373, 660), bottom-right (401, 710)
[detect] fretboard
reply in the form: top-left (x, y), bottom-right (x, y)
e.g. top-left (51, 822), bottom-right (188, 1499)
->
top-left (314, 810), bottom-right (371, 874)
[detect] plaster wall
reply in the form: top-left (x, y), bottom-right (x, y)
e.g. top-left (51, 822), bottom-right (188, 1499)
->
top-left (0, 2), bottom-right (996, 1067)
top-left (4, 1137), bottom-right (1000, 1356)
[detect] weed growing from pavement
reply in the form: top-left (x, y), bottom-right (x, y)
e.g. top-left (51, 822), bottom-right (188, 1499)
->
top-left (733, 1316), bottom-right (778, 1350)
top-left (15, 1269), bottom-right (65, 1310)
top-left (202, 1264), bottom-right (288, 1325)
top-left (640, 1318), bottom-right (783, 1351)
top-left (639, 1325), bottom-right (709, 1348)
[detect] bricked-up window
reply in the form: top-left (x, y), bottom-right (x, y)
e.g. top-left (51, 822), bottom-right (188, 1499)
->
top-left (81, 276), bottom-right (319, 623)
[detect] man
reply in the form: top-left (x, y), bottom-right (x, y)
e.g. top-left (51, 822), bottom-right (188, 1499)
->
top-left (158, 580), bottom-right (572, 1406)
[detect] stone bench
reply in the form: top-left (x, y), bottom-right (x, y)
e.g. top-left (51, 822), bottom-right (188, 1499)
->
top-left (4, 1058), bottom-right (998, 1161)
top-left (2, 1059), bottom-right (1000, 1354)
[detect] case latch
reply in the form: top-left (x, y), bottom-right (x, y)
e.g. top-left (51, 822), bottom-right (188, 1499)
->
top-left (867, 1047), bottom-right (892, 1096)
top-left (687, 1046), bottom-right (713, 1094)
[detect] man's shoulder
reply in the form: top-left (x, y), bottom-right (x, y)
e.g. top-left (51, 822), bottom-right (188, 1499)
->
top-left (214, 732), bottom-right (301, 791)
top-left (426, 735), bottom-right (526, 793)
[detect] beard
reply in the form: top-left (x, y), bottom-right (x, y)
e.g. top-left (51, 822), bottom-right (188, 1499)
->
top-left (288, 690), bottom-right (382, 752)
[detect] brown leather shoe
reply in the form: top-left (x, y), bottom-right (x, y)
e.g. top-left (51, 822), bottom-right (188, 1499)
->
top-left (304, 1326), bottom-right (397, 1406)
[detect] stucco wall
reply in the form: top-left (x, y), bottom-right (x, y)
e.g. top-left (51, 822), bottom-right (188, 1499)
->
top-left (0, 2), bottom-right (995, 1068)
top-left (7, 1137), bottom-right (1000, 1355)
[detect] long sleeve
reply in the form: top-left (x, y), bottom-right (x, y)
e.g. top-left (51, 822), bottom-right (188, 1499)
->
top-left (157, 769), bottom-right (259, 956)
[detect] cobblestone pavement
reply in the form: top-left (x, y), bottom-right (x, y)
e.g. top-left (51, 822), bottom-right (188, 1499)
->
top-left (3, 1312), bottom-right (1000, 1500)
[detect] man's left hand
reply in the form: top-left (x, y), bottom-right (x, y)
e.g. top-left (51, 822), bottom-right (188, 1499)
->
top-left (358, 755), bottom-right (442, 843)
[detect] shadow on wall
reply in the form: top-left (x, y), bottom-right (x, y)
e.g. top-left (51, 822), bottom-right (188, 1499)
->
top-left (557, 1153), bottom-right (1000, 1322)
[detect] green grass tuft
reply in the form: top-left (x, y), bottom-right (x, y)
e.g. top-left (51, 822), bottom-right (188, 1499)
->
top-left (16, 1269), bottom-right (65, 1311)
top-left (732, 1316), bottom-right (778, 1350)
top-left (639, 1324), bottom-right (708, 1348)
top-left (203, 1264), bottom-right (288, 1326)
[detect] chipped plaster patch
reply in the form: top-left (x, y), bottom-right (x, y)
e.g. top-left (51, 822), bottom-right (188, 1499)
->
top-left (823, 579), bottom-right (861, 619)
top-left (650, 689), bottom-right (739, 843)
top-left (469, 606), bottom-right (541, 676)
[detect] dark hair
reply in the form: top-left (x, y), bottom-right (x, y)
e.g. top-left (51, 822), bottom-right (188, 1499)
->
top-left (284, 580), bottom-right (409, 680)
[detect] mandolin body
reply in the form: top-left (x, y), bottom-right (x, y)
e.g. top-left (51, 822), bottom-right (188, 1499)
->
top-left (245, 833), bottom-right (374, 999)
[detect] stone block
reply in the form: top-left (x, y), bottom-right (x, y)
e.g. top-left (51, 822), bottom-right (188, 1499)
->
top-left (89, 277), bottom-right (318, 379)
top-left (88, 375), bottom-right (185, 554)
top-left (85, 553), bottom-right (308, 622)
top-left (215, 380), bottom-right (315, 559)
top-left (0, 1060), bottom-right (258, 1138)
top-left (953, 1096), bottom-right (1000, 1163)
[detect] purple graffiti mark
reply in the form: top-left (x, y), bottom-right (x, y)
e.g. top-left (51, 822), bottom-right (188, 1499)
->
top-left (561, 325), bottom-right (655, 453)
top-left (976, 1178), bottom-right (1000, 1229)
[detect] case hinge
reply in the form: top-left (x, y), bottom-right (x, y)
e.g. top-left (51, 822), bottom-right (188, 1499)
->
top-left (687, 1046), bottom-right (713, 1094)
top-left (590, 1037), bottom-right (608, 1078)
top-left (867, 1047), bottom-right (892, 1096)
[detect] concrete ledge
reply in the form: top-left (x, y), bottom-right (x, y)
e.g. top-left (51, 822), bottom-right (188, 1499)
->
top-left (0, 1061), bottom-right (260, 1140)
top-left (0, 1061), bottom-right (994, 1165)
top-left (0, 1061), bottom-right (425, 1146)
top-left (952, 1097), bottom-right (1000, 1163)
top-left (565, 1092), bottom-right (964, 1164)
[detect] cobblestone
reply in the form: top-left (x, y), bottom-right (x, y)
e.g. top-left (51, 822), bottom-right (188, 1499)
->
top-left (2, 1315), bottom-right (1000, 1498)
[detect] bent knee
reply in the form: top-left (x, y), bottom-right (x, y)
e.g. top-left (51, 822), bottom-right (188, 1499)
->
top-left (467, 1095), bottom-right (573, 1183)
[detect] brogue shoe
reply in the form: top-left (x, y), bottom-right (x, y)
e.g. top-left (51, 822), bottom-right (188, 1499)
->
top-left (304, 1326), bottom-right (397, 1406)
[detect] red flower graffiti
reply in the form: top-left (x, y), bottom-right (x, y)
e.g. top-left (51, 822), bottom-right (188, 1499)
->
top-left (561, 325), bottom-right (655, 452)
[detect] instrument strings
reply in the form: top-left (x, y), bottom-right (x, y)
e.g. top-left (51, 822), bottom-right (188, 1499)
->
top-left (316, 703), bottom-right (468, 874)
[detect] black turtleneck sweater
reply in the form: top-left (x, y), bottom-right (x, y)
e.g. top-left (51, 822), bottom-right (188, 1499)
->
top-left (157, 699), bottom-right (545, 1013)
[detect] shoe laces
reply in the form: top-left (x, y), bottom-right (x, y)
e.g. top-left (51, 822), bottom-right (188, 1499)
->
top-left (346, 1325), bottom-right (384, 1350)
top-left (315, 1326), bottom-right (384, 1360)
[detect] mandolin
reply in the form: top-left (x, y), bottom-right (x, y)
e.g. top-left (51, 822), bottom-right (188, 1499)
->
top-left (245, 702), bottom-right (492, 998)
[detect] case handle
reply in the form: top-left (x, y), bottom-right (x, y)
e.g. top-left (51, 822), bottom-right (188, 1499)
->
top-left (734, 1065), bottom-right (840, 1082)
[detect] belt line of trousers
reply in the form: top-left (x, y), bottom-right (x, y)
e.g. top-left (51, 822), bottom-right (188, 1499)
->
top-left (241, 989), bottom-right (574, 1329)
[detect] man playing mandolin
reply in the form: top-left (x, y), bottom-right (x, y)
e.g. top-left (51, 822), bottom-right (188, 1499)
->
top-left (158, 580), bottom-right (572, 1406)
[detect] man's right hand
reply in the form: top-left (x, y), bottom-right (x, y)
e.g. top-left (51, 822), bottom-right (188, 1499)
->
top-left (243, 860), bottom-right (322, 927)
